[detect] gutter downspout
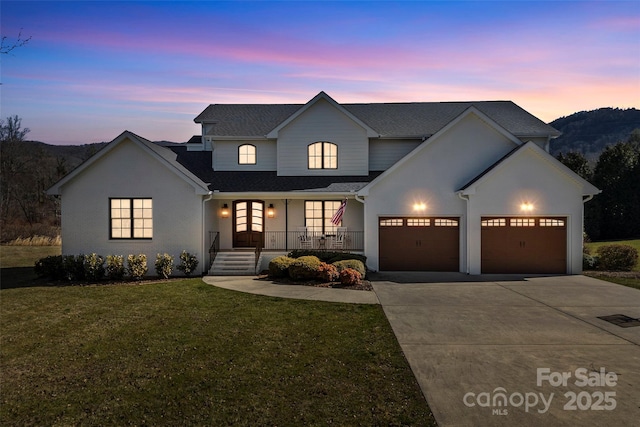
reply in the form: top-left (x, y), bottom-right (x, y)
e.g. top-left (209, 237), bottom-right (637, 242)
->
top-left (202, 191), bottom-right (213, 275)
top-left (457, 192), bottom-right (471, 274)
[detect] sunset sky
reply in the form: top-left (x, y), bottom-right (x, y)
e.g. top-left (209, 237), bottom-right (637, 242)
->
top-left (2, 1), bottom-right (639, 145)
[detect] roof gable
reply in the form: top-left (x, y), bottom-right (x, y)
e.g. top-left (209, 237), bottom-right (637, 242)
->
top-left (266, 91), bottom-right (378, 138)
top-left (47, 131), bottom-right (211, 195)
top-left (458, 141), bottom-right (601, 196)
top-left (358, 107), bottom-right (522, 196)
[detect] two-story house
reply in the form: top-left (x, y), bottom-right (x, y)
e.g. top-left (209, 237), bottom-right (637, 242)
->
top-left (48, 91), bottom-right (599, 276)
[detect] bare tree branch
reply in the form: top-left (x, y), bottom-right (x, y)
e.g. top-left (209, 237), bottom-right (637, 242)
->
top-left (1, 28), bottom-right (32, 55)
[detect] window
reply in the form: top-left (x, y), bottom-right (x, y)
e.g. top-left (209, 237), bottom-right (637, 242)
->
top-left (308, 142), bottom-right (337, 169)
top-left (110, 198), bottom-right (152, 239)
top-left (540, 218), bottom-right (565, 227)
top-left (407, 218), bottom-right (430, 227)
top-left (510, 218), bottom-right (535, 227)
top-left (435, 218), bottom-right (458, 227)
top-left (305, 200), bottom-right (341, 234)
top-left (238, 144), bottom-right (256, 164)
top-left (481, 218), bottom-right (506, 227)
top-left (379, 218), bottom-right (403, 226)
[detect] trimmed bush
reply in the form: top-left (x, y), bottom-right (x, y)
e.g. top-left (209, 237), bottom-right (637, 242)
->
top-left (288, 249), bottom-right (367, 265)
top-left (339, 268), bottom-right (362, 286)
top-left (596, 244), bottom-right (638, 271)
top-left (106, 255), bottom-right (125, 280)
top-left (84, 253), bottom-right (105, 282)
top-left (582, 253), bottom-right (599, 270)
top-left (34, 255), bottom-right (64, 280)
top-left (62, 254), bottom-right (85, 281)
top-left (288, 255), bottom-right (322, 281)
top-left (268, 256), bottom-right (295, 278)
top-left (177, 250), bottom-right (199, 277)
top-left (127, 254), bottom-right (148, 280)
top-left (317, 262), bottom-right (339, 282)
top-left (155, 253), bottom-right (174, 279)
top-left (332, 259), bottom-right (366, 277)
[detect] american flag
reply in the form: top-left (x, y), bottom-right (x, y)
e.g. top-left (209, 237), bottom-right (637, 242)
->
top-left (331, 199), bottom-right (347, 225)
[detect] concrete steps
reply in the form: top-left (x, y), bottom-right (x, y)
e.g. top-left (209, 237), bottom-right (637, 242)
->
top-left (209, 251), bottom-right (260, 276)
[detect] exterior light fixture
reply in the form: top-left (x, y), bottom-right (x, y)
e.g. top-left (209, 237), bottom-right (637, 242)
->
top-left (520, 202), bottom-right (534, 212)
top-left (221, 203), bottom-right (229, 218)
top-left (413, 202), bottom-right (427, 211)
top-left (267, 204), bottom-right (275, 218)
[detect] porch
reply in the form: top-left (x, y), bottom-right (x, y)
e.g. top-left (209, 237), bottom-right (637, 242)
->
top-left (208, 230), bottom-right (364, 273)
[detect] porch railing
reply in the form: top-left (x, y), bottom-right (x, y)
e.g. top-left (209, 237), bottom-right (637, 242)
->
top-left (262, 230), bottom-right (364, 252)
top-left (208, 231), bottom-right (220, 269)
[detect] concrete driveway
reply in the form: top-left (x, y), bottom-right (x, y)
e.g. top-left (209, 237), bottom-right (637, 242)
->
top-left (371, 273), bottom-right (640, 427)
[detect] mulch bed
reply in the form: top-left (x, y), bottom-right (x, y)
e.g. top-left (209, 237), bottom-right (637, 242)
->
top-left (584, 270), bottom-right (640, 279)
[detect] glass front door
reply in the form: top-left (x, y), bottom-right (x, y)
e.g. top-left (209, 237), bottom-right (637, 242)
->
top-left (233, 200), bottom-right (264, 248)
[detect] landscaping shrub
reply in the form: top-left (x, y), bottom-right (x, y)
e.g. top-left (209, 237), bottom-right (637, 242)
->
top-left (126, 254), bottom-right (148, 280)
top-left (288, 255), bottom-right (322, 281)
top-left (62, 254), bottom-right (85, 281)
top-left (317, 262), bottom-right (339, 282)
top-left (106, 255), bottom-right (125, 280)
top-left (583, 253), bottom-right (599, 270)
top-left (288, 249), bottom-right (367, 265)
top-left (339, 268), bottom-right (362, 286)
top-left (268, 256), bottom-right (295, 278)
top-left (34, 255), bottom-right (64, 280)
top-left (177, 250), bottom-right (199, 277)
top-left (83, 253), bottom-right (105, 282)
top-left (596, 244), bottom-right (638, 271)
top-left (155, 253), bottom-right (174, 279)
top-left (332, 259), bottom-right (366, 277)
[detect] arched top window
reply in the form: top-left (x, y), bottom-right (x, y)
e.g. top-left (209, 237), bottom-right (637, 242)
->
top-left (238, 144), bottom-right (256, 164)
top-left (308, 142), bottom-right (337, 169)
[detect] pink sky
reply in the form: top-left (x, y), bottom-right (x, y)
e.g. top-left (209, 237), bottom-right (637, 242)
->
top-left (2, 1), bottom-right (639, 145)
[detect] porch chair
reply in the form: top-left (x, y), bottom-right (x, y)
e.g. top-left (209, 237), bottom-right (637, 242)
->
top-left (331, 227), bottom-right (347, 250)
top-left (297, 226), bottom-right (313, 249)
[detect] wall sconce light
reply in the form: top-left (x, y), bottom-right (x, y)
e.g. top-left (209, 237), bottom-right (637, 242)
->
top-left (413, 202), bottom-right (427, 211)
top-left (267, 204), bottom-right (275, 218)
top-left (520, 202), bottom-right (534, 212)
top-left (221, 203), bottom-right (229, 218)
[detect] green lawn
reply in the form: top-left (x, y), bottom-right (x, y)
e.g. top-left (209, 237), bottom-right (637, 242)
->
top-left (0, 247), bottom-right (435, 426)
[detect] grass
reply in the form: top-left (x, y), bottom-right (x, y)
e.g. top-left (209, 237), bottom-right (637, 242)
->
top-left (1, 245), bottom-right (62, 289)
top-left (0, 247), bottom-right (435, 426)
top-left (584, 239), bottom-right (640, 289)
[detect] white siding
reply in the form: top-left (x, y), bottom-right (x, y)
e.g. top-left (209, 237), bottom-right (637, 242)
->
top-left (60, 139), bottom-right (206, 274)
top-left (369, 139), bottom-right (422, 170)
top-left (212, 139), bottom-right (276, 171)
top-left (363, 113), bottom-right (520, 272)
top-left (465, 148), bottom-right (585, 274)
top-left (277, 98), bottom-right (369, 176)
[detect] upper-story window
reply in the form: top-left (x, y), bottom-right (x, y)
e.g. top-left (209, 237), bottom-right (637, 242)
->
top-left (238, 144), bottom-right (256, 164)
top-left (308, 142), bottom-right (337, 169)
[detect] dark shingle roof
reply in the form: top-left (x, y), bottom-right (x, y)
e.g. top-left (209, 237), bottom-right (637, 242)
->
top-left (168, 146), bottom-right (381, 192)
top-left (195, 101), bottom-right (560, 138)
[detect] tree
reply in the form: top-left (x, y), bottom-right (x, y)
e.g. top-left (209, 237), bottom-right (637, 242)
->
top-left (556, 151), bottom-right (593, 181)
top-left (0, 116), bottom-right (31, 223)
top-left (591, 136), bottom-right (640, 239)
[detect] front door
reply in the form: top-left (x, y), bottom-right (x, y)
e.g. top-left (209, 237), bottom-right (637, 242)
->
top-left (233, 200), bottom-right (264, 248)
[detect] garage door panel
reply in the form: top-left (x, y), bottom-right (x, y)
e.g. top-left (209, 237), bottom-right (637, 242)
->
top-left (481, 217), bottom-right (566, 274)
top-left (379, 218), bottom-right (459, 271)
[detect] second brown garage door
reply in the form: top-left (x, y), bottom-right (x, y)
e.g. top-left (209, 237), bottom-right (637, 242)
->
top-left (379, 217), bottom-right (459, 271)
top-left (481, 217), bottom-right (567, 274)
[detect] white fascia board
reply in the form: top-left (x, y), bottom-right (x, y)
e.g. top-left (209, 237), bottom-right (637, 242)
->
top-left (208, 135), bottom-right (270, 140)
top-left (266, 91), bottom-right (379, 138)
top-left (209, 191), bottom-right (358, 200)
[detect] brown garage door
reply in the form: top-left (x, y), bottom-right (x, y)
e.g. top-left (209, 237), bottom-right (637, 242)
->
top-left (481, 217), bottom-right (567, 274)
top-left (379, 217), bottom-right (459, 271)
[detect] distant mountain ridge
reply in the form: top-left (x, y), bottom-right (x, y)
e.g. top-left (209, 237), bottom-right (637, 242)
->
top-left (549, 107), bottom-right (640, 160)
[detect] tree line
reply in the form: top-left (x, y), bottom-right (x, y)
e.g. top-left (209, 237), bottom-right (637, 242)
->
top-left (557, 130), bottom-right (640, 240)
